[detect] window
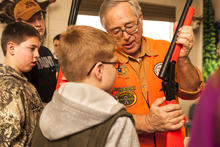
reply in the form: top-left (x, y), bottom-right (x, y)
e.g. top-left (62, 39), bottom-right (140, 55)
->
top-left (76, 14), bottom-right (173, 42)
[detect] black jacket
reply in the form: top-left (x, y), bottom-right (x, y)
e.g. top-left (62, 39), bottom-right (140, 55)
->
top-left (24, 46), bottom-right (57, 103)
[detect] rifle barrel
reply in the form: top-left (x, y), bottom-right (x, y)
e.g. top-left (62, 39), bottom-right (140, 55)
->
top-left (158, 0), bottom-right (193, 80)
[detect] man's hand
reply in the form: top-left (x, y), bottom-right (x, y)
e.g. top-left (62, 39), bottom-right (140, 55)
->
top-left (145, 97), bottom-right (185, 133)
top-left (173, 22), bottom-right (195, 59)
top-left (172, 22), bottom-right (201, 92)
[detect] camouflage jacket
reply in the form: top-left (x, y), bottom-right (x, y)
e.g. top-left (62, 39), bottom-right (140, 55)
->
top-left (0, 64), bottom-right (44, 147)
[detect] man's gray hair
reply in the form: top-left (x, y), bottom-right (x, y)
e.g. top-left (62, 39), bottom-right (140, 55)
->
top-left (99, 0), bottom-right (142, 29)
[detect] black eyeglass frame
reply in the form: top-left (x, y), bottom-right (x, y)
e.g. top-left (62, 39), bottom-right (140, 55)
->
top-left (87, 61), bottom-right (121, 76)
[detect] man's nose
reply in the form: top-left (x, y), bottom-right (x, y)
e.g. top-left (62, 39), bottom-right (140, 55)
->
top-left (122, 30), bottom-right (131, 40)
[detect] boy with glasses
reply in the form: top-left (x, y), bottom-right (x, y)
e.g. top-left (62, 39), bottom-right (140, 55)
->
top-left (31, 25), bottom-right (139, 147)
top-left (99, 0), bottom-right (204, 146)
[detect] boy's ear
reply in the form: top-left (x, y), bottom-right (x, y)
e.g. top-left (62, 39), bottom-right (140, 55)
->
top-left (93, 62), bottom-right (103, 81)
top-left (7, 41), bottom-right (16, 55)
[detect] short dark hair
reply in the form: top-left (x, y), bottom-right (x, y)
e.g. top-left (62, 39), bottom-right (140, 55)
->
top-left (53, 34), bottom-right (61, 42)
top-left (1, 22), bottom-right (41, 56)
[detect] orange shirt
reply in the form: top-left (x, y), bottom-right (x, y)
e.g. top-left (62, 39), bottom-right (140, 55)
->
top-left (112, 36), bottom-right (203, 147)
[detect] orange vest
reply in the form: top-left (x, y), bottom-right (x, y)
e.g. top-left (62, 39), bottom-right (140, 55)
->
top-left (56, 68), bottom-right (67, 90)
top-left (112, 37), bottom-right (174, 147)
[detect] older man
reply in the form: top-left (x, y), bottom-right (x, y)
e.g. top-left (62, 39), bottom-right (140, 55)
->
top-left (99, 0), bottom-right (204, 147)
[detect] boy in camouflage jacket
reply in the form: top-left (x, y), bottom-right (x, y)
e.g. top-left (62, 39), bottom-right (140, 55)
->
top-left (0, 22), bottom-right (44, 147)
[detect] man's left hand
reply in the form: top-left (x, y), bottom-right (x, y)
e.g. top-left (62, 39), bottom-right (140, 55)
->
top-left (176, 25), bottom-right (195, 58)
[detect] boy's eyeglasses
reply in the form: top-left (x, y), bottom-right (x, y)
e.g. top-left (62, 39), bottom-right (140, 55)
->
top-left (87, 61), bottom-right (121, 76)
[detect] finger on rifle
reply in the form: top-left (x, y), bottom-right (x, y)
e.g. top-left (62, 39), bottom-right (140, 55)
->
top-left (168, 113), bottom-right (185, 124)
top-left (167, 109), bottom-right (185, 118)
top-left (151, 97), bottom-right (166, 107)
top-left (168, 120), bottom-right (185, 131)
top-left (161, 103), bottom-right (182, 112)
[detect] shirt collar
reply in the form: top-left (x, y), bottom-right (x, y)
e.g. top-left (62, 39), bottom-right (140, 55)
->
top-left (116, 37), bottom-right (158, 63)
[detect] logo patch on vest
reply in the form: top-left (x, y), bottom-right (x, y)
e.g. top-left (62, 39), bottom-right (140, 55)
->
top-left (118, 65), bottom-right (128, 76)
top-left (153, 62), bottom-right (163, 77)
top-left (114, 87), bottom-right (137, 107)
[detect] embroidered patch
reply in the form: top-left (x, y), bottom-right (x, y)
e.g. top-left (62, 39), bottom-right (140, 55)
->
top-left (118, 65), bottom-right (128, 76)
top-left (153, 62), bottom-right (163, 77)
top-left (114, 87), bottom-right (137, 107)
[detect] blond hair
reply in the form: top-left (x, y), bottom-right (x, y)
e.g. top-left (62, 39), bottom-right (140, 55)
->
top-left (99, 0), bottom-right (142, 29)
top-left (58, 25), bottom-right (118, 82)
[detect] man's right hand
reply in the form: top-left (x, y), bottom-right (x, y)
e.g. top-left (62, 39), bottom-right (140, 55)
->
top-left (145, 97), bottom-right (185, 133)
top-left (133, 97), bottom-right (185, 133)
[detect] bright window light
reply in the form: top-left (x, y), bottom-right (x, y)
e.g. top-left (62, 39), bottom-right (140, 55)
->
top-left (143, 20), bottom-right (173, 42)
top-left (76, 15), bottom-right (105, 31)
top-left (76, 15), bottom-right (173, 42)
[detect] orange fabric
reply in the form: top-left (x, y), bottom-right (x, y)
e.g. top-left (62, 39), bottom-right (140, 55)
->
top-left (113, 37), bottom-right (170, 113)
top-left (56, 68), bottom-right (67, 90)
top-left (112, 37), bottom-right (188, 147)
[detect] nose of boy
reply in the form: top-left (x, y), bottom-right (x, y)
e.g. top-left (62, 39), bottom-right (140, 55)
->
top-left (34, 49), bottom-right (40, 59)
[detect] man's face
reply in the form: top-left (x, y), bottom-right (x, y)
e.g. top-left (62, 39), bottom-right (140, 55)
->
top-left (22, 12), bottom-right (45, 37)
top-left (104, 2), bottom-right (143, 58)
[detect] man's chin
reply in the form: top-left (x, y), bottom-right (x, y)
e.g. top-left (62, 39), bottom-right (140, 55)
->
top-left (122, 48), bottom-right (139, 56)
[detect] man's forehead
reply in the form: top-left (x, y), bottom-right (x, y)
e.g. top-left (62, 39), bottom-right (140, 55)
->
top-left (104, 4), bottom-right (137, 29)
top-left (107, 17), bottom-right (137, 31)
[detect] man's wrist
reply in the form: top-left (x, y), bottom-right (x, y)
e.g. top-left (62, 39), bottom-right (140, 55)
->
top-left (144, 114), bottom-right (155, 133)
top-left (177, 56), bottom-right (190, 66)
top-left (133, 114), bottom-right (155, 133)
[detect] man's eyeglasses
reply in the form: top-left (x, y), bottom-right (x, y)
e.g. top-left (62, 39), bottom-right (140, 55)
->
top-left (87, 61), bottom-right (121, 76)
top-left (110, 20), bottom-right (139, 38)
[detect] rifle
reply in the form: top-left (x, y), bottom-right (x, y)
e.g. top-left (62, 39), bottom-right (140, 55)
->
top-left (56, 0), bottom-right (82, 89)
top-left (158, 0), bottom-right (195, 146)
